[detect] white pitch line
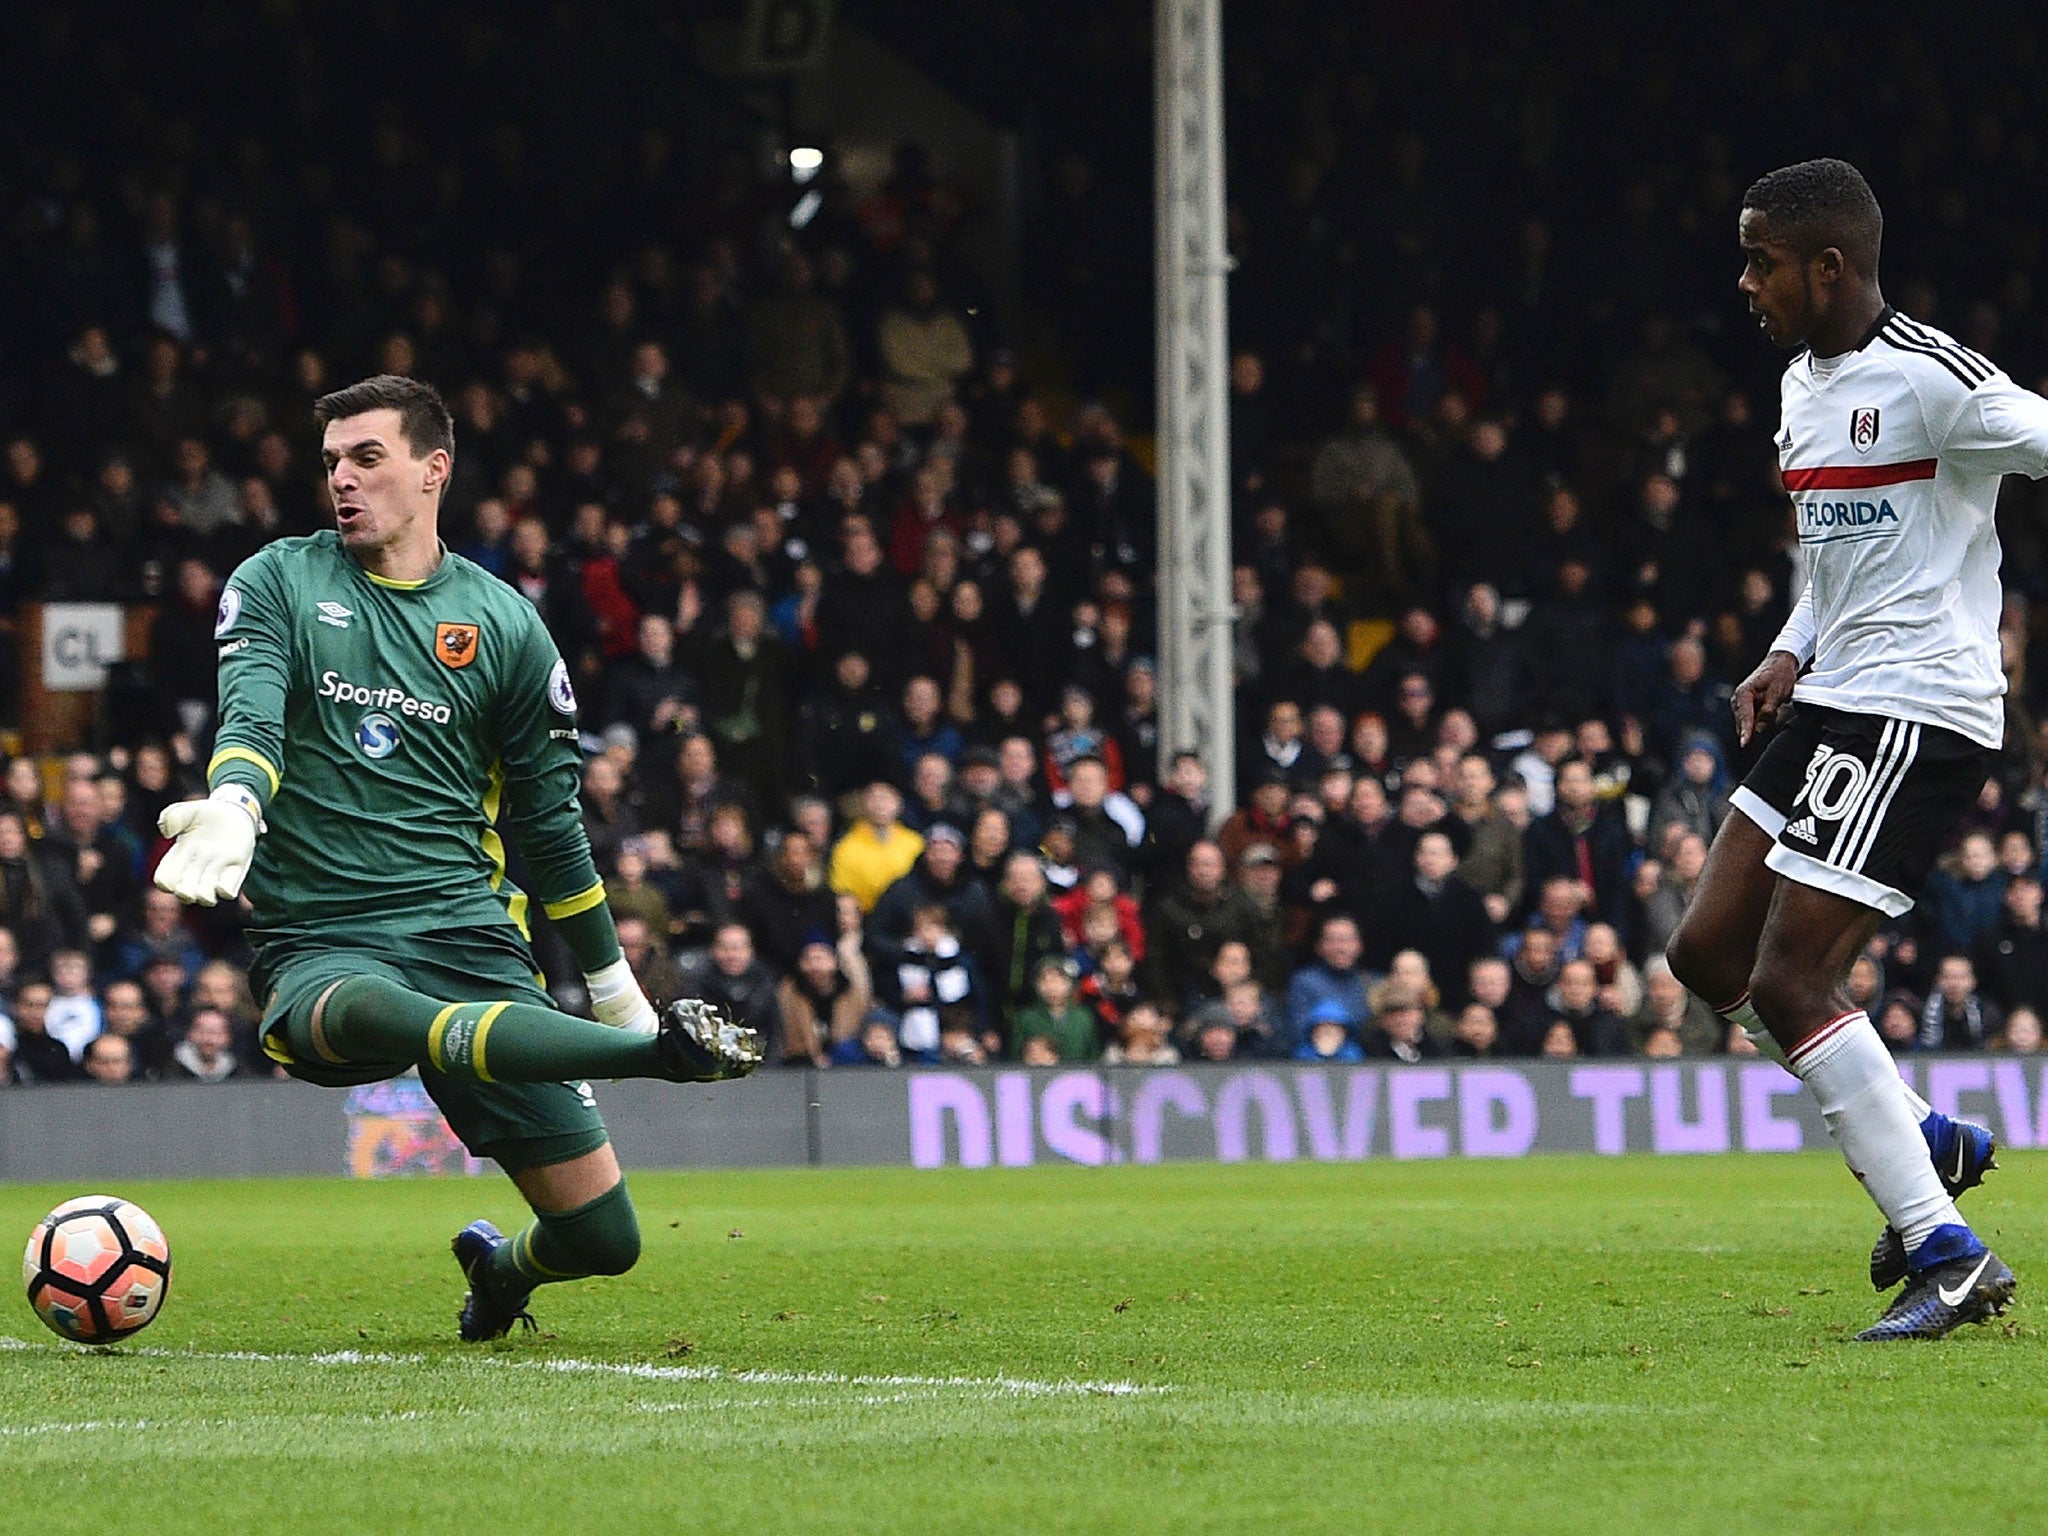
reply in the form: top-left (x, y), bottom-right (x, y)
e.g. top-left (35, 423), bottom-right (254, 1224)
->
top-left (634, 1391), bottom-right (943, 1413)
top-left (523, 1355), bottom-right (1158, 1397)
top-left (0, 1418), bottom-right (161, 1437)
top-left (0, 1407), bottom-right (456, 1440)
top-left (0, 1336), bottom-right (1161, 1400)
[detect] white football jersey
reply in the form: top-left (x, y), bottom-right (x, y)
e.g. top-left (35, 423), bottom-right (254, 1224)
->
top-left (1769, 307), bottom-right (2048, 748)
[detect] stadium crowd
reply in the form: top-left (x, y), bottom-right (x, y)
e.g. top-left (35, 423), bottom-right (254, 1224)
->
top-left (4, 1), bottom-right (2048, 1086)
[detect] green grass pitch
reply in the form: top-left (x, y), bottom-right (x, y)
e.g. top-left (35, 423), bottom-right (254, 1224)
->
top-left (2, 1153), bottom-right (2044, 1534)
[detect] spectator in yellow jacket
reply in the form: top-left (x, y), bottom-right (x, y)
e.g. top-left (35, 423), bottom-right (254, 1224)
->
top-left (829, 781), bottom-right (926, 913)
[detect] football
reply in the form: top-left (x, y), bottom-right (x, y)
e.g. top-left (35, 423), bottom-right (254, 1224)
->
top-left (22, 1195), bottom-right (173, 1344)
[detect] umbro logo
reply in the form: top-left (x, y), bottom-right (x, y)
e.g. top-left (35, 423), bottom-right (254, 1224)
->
top-left (316, 601), bottom-right (354, 629)
top-left (1786, 815), bottom-right (1819, 844)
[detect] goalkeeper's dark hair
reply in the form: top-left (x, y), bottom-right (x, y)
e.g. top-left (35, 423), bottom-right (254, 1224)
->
top-left (314, 374), bottom-right (455, 462)
top-left (1742, 158), bottom-right (1883, 276)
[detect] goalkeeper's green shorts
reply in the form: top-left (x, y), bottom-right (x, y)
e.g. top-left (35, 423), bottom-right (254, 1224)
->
top-left (253, 934), bottom-right (609, 1172)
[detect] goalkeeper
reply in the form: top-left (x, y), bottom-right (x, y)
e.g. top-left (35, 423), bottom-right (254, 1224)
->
top-left (156, 374), bottom-right (759, 1341)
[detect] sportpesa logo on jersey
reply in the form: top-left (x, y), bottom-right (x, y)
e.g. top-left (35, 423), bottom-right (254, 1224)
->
top-left (317, 670), bottom-right (453, 724)
top-left (355, 712), bottom-right (400, 759)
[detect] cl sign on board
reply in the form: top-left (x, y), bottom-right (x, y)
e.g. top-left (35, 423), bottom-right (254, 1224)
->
top-left (42, 604), bottom-right (125, 691)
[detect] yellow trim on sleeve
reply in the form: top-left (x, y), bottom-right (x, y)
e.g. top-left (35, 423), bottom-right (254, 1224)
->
top-left (482, 768), bottom-right (502, 844)
top-left (481, 826), bottom-right (508, 890)
top-left (542, 882), bottom-right (608, 921)
top-left (471, 1002), bottom-right (512, 1083)
top-left (426, 1004), bottom-right (461, 1072)
top-left (479, 761), bottom-right (532, 940)
top-left (207, 747), bottom-right (280, 797)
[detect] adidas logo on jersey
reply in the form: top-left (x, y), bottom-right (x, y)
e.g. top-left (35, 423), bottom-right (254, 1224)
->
top-left (1786, 815), bottom-right (1819, 844)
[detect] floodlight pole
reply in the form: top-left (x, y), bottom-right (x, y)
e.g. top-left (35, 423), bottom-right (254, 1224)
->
top-left (1155, 0), bottom-right (1236, 832)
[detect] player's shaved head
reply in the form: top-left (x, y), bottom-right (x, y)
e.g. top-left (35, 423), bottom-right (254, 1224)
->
top-left (1742, 158), bottom-right (1882, 277)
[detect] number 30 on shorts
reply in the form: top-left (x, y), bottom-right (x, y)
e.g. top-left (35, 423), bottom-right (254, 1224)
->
top-left (1794, 743), bottom-right (1869, 821)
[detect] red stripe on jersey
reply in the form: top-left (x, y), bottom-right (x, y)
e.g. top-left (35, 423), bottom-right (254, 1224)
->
top-left (1782, 459), bottom-right (1937, 491)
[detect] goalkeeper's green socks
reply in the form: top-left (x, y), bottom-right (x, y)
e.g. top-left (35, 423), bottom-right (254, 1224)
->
top-left (320, 975), bottom-right (663, 1082)
top-left (488, 1182), bottom-right (643, 1299)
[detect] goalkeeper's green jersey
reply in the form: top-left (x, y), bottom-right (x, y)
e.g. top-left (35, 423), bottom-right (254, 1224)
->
top-left (207, 531), bottom-right (605, 957)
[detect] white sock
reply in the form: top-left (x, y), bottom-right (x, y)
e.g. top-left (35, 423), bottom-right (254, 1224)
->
top-left (1720, 992), bottom-right (1933, 1118)
top-left (1716, 993), bottom-right (1789, 1065)
top-left (1788, 1010), bottom-right (1962, 1253)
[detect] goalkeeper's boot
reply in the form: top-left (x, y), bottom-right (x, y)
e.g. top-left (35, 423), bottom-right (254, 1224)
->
top-left (1855, 1231), bottom-right (2014, 1341)
top-left (1869, 1118), bottom-right (1997, 1289)
top-left (657, 998), bottom-right (763, 1083)
top-left (451, 1220), bottom-right (536, 1343)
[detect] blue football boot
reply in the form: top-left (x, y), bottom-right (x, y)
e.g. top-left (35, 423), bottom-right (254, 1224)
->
top-left (1856, 1230), bottom-right (2015, 1341)
top-left (1870, 1117), bottom-right (1997, 1290)
top-left (451, 1219), bottom-right (536, 1342)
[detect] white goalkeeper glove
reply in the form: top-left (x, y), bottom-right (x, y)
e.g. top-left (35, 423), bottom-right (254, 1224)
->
top-left (154, 786), bottom-right (263, 907)
top-left (584, 956), bottom-right (659, 1036)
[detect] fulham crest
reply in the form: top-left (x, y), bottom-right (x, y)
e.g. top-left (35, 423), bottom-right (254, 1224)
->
top-left (1849, 406), bottom-right (1881, 452)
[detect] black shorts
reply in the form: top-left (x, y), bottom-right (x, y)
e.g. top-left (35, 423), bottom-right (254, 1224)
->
top-left (1729, 704), bottom-right (1993, 917)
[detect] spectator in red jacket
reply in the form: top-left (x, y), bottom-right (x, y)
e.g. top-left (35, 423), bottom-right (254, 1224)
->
top-left (1052, 866), bottom-right (1145, 960)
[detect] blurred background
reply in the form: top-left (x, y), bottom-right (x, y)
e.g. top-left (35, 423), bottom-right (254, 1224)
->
top-left (1, 0), bottom-right (2045, 1090)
